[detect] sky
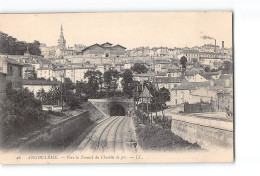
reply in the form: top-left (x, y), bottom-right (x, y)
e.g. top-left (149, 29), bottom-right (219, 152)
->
top-left (0, 12), bottom-right (232, 49)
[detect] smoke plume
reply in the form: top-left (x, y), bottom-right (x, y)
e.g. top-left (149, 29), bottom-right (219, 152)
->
top-left (201, 35), bottom-right (215, 40)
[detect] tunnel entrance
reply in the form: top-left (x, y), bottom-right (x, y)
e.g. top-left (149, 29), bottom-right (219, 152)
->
top-left (110, 104), bottom-right (126, 116)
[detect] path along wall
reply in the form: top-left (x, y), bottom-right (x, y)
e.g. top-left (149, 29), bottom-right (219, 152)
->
top-left (17, 111), bottom-right (91, 151)
top-left (171, 114), bottom-right (233, 150)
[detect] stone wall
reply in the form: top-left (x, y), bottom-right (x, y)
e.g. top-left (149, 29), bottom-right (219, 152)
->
top-left (17, 111), bottom-right (92, 151)
top-left (171, 114), bottom-right (233, 150)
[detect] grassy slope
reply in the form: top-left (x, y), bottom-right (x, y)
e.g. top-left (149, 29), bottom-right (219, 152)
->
top-left (136, 124), bottom-right (201, 151)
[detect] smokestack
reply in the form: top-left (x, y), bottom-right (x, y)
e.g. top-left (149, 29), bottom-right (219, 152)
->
top-left (222, 41), bottom-right (224, 55)
top-left (214, 39), bottom-right (217, 53)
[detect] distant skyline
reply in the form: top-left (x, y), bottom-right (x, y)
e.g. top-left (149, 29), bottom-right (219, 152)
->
top-left (0, 12), bottom-right (232, 49)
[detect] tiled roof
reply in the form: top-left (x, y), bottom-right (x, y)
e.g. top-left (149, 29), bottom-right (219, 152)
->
top-left (155, 77), bottom-right (182, 83)
top-left (171, 81), bottom-right (210, 90)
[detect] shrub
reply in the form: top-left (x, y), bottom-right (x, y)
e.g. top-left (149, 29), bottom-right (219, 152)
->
top-left (1, 88), bottom-right (49, 142)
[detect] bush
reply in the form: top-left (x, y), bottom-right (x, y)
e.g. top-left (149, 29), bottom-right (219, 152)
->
top-left (1, 88), bottom-right (49, 142)
top-left (68, 96), bottom-right (82, 110)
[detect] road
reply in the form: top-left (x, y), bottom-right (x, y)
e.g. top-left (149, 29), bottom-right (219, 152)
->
top-left (73, 116), bottom-right (137, 153)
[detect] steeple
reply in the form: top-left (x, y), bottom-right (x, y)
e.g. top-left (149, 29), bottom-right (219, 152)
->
top-left (58, 24), bottom-right (66, 49)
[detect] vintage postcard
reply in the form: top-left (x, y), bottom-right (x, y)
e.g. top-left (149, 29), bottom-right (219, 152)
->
top-left (0, 12), bottom-right (233, 164)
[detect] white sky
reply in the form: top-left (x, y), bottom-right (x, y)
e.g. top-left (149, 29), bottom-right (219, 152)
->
top-left (0, 12), bottom-right (232, 49)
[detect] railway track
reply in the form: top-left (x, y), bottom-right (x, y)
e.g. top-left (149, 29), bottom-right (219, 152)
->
top-left (71, 115), bottom-right (137, 154)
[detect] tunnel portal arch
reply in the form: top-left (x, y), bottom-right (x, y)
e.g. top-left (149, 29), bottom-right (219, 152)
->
top-left (110, 104), bottom-right (126, 116)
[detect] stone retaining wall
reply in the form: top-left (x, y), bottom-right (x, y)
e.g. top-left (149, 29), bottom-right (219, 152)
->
top-left (171, 114), bottom-right (233, 150)
top-left (18, 111), bottom-right (92, 151)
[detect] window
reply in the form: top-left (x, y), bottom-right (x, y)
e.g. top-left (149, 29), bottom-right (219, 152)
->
top-left (8, 65), bottom-right (13, 76)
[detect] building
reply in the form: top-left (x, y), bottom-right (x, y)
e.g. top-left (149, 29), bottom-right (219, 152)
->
top-left (155, 77), bottom-right (182, 90)
top-left (0, 72), bottom-right (7, 103)
top-left (154, 60), bottom-right (171, 73)
top-left (168, 81), bottom-right (210, 106)
top-left (37, 67), bottom-right (55, 81)
top-left (185, 71), bottom-right (208, 83)
top-left (57, 25), bottom-right (66, 49)
top-left (0, 55), bottom-right (23, 90)
top-left (82, 43), bottom-right (127, 58)
top-left (189, 87), bottom-right (218, 103)
top-left (41, 25), bottom-right (78, 58)
top-left (133, 72), bottom-right (154, 82)
top-left (22, 80), bottom-right (60, 97)
top-left (62, 66), bottom-right (96, 83)
top-left (22, 64), bottom-right (35, 79)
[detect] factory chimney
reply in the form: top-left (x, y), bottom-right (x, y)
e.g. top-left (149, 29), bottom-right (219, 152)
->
top-left (214, 39), bottom-right (217, 53)
top-left (221, 41), bottom-right (224, 55)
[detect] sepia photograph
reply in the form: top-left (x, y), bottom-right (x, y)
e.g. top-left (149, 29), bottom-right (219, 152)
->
top-left (0, 12), bottom-right (233, 164)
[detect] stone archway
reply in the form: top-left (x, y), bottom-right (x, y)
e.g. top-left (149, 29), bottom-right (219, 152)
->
top-left (110, 104), bottom-right (126, 116)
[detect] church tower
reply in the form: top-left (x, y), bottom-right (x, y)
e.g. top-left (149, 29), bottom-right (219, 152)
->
top-left (57, 25), bottom-right (66, 49)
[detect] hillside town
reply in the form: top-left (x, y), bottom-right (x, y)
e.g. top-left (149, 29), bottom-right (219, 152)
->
top-left (0, 24), bottom-right (233, 152)
top-left (0, 25), bottom-right (233, 108)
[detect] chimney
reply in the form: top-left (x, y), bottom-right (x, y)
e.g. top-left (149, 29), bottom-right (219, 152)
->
top-left (222, 41), bottom-right (224, 55)
top-left (214, 39), bottom-right (217, 53)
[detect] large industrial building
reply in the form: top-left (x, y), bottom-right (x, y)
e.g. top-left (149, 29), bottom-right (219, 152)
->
top-left (81, 42), bottom-right (126, 58)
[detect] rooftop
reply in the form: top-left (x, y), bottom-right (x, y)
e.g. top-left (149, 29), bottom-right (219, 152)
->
top-left (171, 81), bottom-right (210, 90)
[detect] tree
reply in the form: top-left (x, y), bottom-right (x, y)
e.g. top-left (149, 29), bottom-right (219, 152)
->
top-left (63, 78), bottom-right (75, 91)
top-left (103, 70), bottom-right (120, 94)
top-left (36, 88), bottom-right (47, 103)
top-left (84, 70), bottom-right (103, 98)
top-left (131, 63), bottom-right (148, 74)
top-left (211, 68), bottom-right (217, 72)
top-left (45, 86), bottom-right (60, 105)
top-left (142, 82), bottom-right (170, 112)
top-left (76, 81), bottom-right (87, 95)
top-left (158, 87), bottom-right (170, 103)
top-left (180, 56), bottom-right (188, 70)
top-left (2, 88), bottom-right (48, 137)
top-left (204, 66), bottom-right (211, 72)
top-left (222, 61), bottom-right (232, 74)
top-left (121, 69), bottom-right (137, 98)
top-left (0, 31), bottom-right (42, 55)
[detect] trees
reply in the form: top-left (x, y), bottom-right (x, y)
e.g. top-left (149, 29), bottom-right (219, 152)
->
top-left (222, 61), bottom-right (233, 74)
top-left (121, 69), bottom-right (142, 98)
top-left (141, 82), bottom-right (170, 112)
top-left (0, 31), bottom-right (42, 55)
top-left (84, 70), bottom-right (103, 98)
top-left (103, 70), bottom-right (120, 94)
top-left (158, 87), bottom-right (170, 103)
top-left (131, 63), bottom-right (148, 74)
top-left (2, 88), bottom-right (48, 137)
top-left (180, 56), bottom-right (188, 70)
